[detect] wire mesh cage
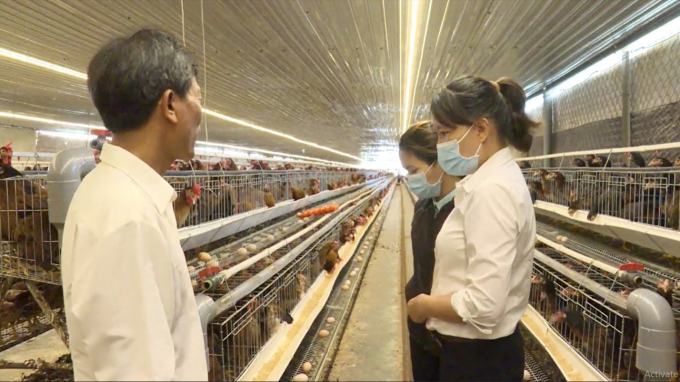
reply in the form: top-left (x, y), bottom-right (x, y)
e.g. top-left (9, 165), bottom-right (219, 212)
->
top-left (531, 250), bottom-right (638, 381)
top-left (522, 162), bottom-right (680, 231)
top-left (207, 224), bottom-right (342, 381)
top-left (166, 170), bottom-right (372, 229)
top-left (203, 183), bottom-right (389, 381)
top-left (630, 32), bottom-right (680, 157)
top-left (0, 175), bottom-right (60, 284)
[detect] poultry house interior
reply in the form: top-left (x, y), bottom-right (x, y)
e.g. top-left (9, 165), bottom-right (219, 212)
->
top-left (2, 0), bottom-right (680, 381)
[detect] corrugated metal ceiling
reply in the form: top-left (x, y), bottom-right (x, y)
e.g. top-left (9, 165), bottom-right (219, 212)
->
top-left (0, 0), bottom-right (677, 163)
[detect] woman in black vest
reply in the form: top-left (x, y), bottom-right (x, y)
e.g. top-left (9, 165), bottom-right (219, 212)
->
top-left (399, 121), bottom-right (461, 381)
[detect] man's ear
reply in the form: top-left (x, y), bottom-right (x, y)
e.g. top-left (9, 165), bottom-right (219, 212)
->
top-left (159, 89), bottom-right (178, 124)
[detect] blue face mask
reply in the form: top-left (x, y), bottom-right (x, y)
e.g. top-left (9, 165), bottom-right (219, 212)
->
top-left (406, 162), bottom-right (442, 199)
top-left (437, 126), bottom-right (481, 176)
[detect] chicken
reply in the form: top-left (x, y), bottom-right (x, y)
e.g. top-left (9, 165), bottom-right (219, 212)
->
top-left (528, 181), bottom-right (544, 204)
top-left (190, 159), bottom-right (208, 171)
top-left (235, 201), bottom-right (254, 214)
top-left (327, 182), bottom-right (337, 191)
top-left (656, 278), bottom-right (674, 307)
top-left (630, 152), bottom-right (646, 168)
top-left (212, 158), bottom-right (238, 171)
top-left (531, 273), bottom-right (557, 315)
top-left (174, 184), bottom-right (201, 228)
top-left (306, 179), bottom-right (320, 195)
top-left (1, 142), bottom-right (12, 166)
top-left (340, 222), bottom-right (356, 244)
top-left (666, 189), bottom-right (679, 230)
top-left (572, 158), bottom-right (588, 167)
top-left (323, 246), bottom-right (341, 274)
top-left (590, 155), bottom-right (612, 168)
top-left (291, 186), bottom-right (305, 201)
top-left (588, 177), bottom-right (637, 221)
top-left (13, 211), bottom-right (60, 270)
top-left (264, 186), bottom-right (276, 208)
top-left (550, 309), bottom-right (585, 341)
top-left (0, 163), bottom-right (22, 180)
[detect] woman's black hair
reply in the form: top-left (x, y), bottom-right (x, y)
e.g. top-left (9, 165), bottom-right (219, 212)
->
top-left (399, 121), bottom-right (438, 165)
top-left (430, 75), bottom-right (541, 153)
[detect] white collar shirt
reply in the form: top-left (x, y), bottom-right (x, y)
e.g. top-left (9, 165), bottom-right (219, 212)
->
top-left (426, 147), bottom-right (536, 339)
top-left (61, 144), bottom-right (208, 381)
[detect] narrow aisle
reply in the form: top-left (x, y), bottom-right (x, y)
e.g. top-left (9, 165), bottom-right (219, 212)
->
top-left (328, 186), bottom-right (404, 381)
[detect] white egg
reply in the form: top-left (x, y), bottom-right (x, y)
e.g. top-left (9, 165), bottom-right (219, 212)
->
top-left (293, 373), bottom-right (309, 382)
top-left (555, 235), bottom-right (563, 242)
top-left (523, 369), bottom-right (531, 381)
top-left (350, 271), bottom-right (357, 277)
top-left (187, 266), bottom-right (195, 273)
top-left (342, 285), bottom-right (350, 291)
top-left (326, 317), bottom-right (336, 324)
top-left (353, 267), bottom-right (360, 272)
top-left (191, 279), bottom-right (198, 288)
top-left (236, 248), bottom-right (248, 256)
top-left (318, 329), bottom-right (330, 338)
top-left (344, 280), bottom-right (351, 285)
top-left (357, 256), bottom-right (363, 262)
top-left (360, 250), bottom-right (365, 255)
top-left (560, 236), bottom-right (568, 243)
top-left (281, 227), bottom-right (288, 232)
top-left (207, 260), bottom-right (219, 268)
top-left (267, 235), bottom-right (275, 242)
top-left (246, 244), bottom-right (257, 253)
top-left (198, 252), bottom-right (212, 262)
top-left (302, 362), bottom-right (313, 373)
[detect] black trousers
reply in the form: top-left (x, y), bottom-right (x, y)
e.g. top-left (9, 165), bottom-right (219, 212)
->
top-left (409, 335), bottom-right (440, 381)
top-left (438, 327), bottom-right (524, 382)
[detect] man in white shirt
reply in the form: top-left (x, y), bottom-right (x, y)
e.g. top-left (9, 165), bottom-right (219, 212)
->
top-left (60, 29), bottom-right (208, 381)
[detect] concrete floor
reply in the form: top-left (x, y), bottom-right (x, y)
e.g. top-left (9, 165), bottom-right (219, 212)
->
top-left (0, 330), bottom-right (69, 381)
top-left (328, 187), bottom-right (406, 382)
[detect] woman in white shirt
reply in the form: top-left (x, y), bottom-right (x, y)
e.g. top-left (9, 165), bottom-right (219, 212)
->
top-left (407, 75), bottom-right (539, 381)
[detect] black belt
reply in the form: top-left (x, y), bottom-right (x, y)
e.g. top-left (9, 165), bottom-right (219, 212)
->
top-left (434, 325), bottom-right (520, 344)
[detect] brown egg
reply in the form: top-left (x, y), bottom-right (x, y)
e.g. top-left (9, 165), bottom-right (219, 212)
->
top-left (236, 248), bottom-right (248, 256)
top-left (293, 373), bottom-right (309, 382)
top-left (342, 285), bottom-right (350, 291)
top-left (198, 252), bottom-right (212, 262)
top-left (350, 271), bottom-right (357, 277)
top-left (267, 235), bottom-right (275, 242)
top-left (357, 256), bottom-right (364, 262)
top-left (302, 362), bottom-right (313, 373)
top-left (326, 317), bottom-right (336, 324)
top-left (318, 329), bottom-right (330, 338)
top-left (246, 244), bottom-right (257, 253)
top-left (187, 265), bottom-right (195, 273)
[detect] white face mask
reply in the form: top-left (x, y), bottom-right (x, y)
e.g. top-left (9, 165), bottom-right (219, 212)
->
top-left (436, 126), bottom-right (481, 176)
top-left (406, 162), bottom-right (442, 199)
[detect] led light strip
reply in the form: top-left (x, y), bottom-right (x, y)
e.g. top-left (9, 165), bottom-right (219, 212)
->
top-left (0, 111), bottom-right (358, 166)
top-left (401, 0), bottom-right (420, 134)
top-left (195, 140), bottom-right (358, 167)
top-left (0, 47), bottom-right (364, 163)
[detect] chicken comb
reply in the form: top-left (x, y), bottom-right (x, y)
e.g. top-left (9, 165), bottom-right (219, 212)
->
top-left (192, 183), bottom-right (202, 196)
top-left (655, 150), bottom-right (660, 155)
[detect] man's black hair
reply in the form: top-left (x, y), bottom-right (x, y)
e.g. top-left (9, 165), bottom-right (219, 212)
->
top-left (87, 29), bottom-right (198, 133)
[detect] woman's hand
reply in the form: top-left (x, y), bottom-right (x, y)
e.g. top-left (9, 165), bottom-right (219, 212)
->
top-left (407, 294), bottom-right (431, 323)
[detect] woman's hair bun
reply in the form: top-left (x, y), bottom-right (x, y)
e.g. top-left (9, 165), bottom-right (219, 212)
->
top-left (496, 77), bottom-right (541, 153)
